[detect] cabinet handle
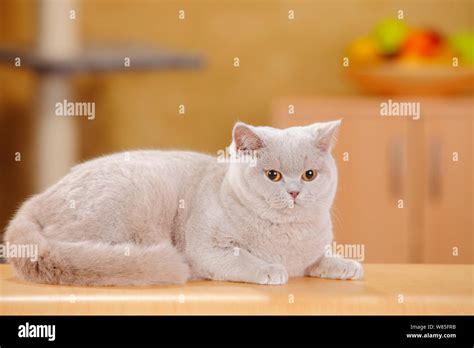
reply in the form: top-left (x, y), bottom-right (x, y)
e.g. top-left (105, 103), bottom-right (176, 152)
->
top-left (428, 138), bottom-right (442, 200)
top-left (389, 138), bottom-right (404, 197)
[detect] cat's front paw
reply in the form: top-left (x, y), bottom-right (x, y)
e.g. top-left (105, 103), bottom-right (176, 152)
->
top-left (310, 257), bottom-right (363, 280)
top-left (256, 264), bottom-right (288, 285)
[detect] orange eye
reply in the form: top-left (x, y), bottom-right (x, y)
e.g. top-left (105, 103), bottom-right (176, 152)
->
top-left (302, 169), bottom-right (317, 181)
top-left (265, 170), bottom-right (282, 182)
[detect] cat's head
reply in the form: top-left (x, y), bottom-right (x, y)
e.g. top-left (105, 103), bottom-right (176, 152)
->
top-left (227, 120), bottom-right (341, 223)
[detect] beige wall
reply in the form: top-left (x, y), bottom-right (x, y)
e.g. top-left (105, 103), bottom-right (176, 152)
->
top-left (77, 0), bottom-right (473, 155)
top-left (2, 0), bottom-right (473, 153)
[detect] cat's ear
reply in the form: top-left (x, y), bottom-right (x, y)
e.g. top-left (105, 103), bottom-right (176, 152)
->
top-left (311, 120), bottom-right (341, 152)
top-left (232, 122), bottom-right (265, 152)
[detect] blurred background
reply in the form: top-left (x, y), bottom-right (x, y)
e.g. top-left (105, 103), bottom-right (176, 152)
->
top-left (0, 0), bottom-right (472, 264)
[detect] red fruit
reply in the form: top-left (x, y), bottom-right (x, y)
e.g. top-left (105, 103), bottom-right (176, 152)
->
top-left (402, 30), bottom-right (444, 57)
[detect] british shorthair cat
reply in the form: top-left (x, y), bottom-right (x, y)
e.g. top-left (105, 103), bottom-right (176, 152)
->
top-left (4, 120), bottom-right (363, 285)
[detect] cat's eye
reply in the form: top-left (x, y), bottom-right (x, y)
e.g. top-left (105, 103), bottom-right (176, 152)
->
top-left (302, 169), bottom-right (317, 181)
top-left (265, 170), bottom-right (282, 182)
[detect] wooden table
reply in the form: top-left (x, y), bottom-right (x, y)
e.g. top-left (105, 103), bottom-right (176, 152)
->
top-left (0, 264), bottom-right (472, 315)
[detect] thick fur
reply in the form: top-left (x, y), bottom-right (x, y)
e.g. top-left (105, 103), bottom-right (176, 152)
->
top-left (4, 121), bottom-right (363, 286)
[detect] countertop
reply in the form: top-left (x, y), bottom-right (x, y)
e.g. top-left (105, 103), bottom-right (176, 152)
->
top-left (0, 264), bottom-right (472, 315)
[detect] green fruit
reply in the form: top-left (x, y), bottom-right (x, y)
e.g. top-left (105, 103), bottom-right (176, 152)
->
top-left (450, 32), bottom-right (474, 64)
top-left (373, 18), bottom-right (409, 56)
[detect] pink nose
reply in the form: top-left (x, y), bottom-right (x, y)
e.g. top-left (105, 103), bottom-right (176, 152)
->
top-left (289, 191), bottom-right (299, 199)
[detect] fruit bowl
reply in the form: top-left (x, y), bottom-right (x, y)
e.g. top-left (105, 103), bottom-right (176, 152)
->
top-left (346, 63), bottom-right (474, 95)
top-left (345, 19), bottom-right (474, 95)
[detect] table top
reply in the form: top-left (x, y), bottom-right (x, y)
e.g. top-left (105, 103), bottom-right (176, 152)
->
top-left (0, 264), bottom-right (472, 315)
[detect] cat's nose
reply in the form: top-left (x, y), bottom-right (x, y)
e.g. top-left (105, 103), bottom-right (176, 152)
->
top-left (288, 191), bottom-right (299, 199)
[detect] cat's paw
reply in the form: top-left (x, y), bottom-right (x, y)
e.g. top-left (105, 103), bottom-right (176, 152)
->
top-left (310, 257), bottom-right (363, 280)
top-left (256, 264), bottom-right (288, 285)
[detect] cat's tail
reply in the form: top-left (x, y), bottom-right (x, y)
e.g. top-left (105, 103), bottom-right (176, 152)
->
top-left (4, 204), bottom-right (190, 286)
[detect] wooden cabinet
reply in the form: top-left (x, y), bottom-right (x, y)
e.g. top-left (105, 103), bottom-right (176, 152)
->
top-left (272, 97), bottom-right (472, 263)
top-left (419, 102), bottom-right (473, 263)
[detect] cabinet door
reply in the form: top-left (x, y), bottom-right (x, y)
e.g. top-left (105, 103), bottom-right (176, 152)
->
top-left (420, 100), bottom-right (473, 263)
top-left (272, 98), bottom-right (412, 262)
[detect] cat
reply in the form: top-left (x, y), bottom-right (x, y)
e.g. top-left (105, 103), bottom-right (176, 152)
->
top-left (4, 120), bottom-right (363, 286)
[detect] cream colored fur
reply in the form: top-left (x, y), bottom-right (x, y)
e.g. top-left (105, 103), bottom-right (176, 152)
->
top-left (4, 121), bottom-right (363, 286)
